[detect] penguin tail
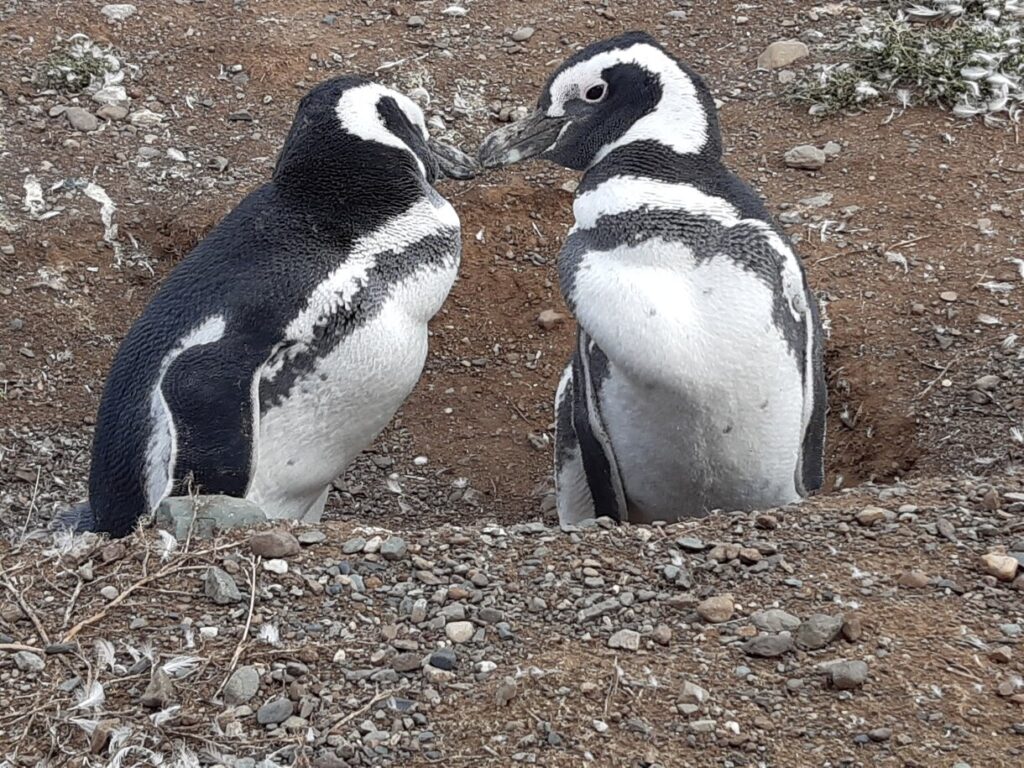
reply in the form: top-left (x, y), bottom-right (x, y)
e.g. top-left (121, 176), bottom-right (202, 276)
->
top-left (53, 500), bottom-right (96, 533)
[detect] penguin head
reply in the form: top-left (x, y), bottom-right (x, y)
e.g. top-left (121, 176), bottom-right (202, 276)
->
top-left (274, 76), bottom-right (477, 188)
top-left (478, 31), bottom-right (721, 172)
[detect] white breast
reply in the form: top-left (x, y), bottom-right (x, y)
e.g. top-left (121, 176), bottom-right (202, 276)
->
top-left (246, 195), bottom-right (461, 520)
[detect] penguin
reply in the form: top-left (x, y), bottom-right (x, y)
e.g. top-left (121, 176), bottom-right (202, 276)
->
top-left (63, 75), bottom-right (478, 539)
top-left (478, 31), bottom-right (827, 527)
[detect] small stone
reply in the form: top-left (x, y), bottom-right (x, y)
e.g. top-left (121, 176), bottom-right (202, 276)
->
top-left (297, 530), bottom-right (326, 545)
top-left (204, 566), bottom-right (242, 605)
top-left (262, 559), bottom-right (288, 574)
top-left (65, 107), bottom-right (99, 132)
top-left (362, 536), bottom-right (382, 554)
top-left (751, 609), bottom-right (801, 633)
top-left (856, 506), bottom-right (890, 526)
top-left (940, 291), bottom-right (958, 302)
top-left (429, 648), bottom-right (458, 671)
top-left (690, 719), bottom-right (717, 734)
top-left (250, 530), bottom-right (301, 558)
top-left (608, 629), bottom-right (641, 651)
top-left (842, 617), bottom-right (864, 642)
top-left (827, 660), bottom-right (868, 690)
top-left (898, 570), bottom-right (930, 589)
top-left (744, 633), bottom-right (794, 658)
top-left (757, 40), bottom-right (809, 70)
top-left (445, 621), bottom-right (474, 644)
top-left (96, 104), bottom-right (128, 121)
top-left (512, 26), bottom-right (535, 42)
top-left (989, 646), bottom-right (1013, 664)
top-left (99, 586), bottom-right (119, 601)
top-left (796, 614), bottom-right (844, 650)
top-left (140, 670), bottom-right (176, 709)
top-left (784, 144), bottom-right (825, 170)
top-left (868, 728), bottom-right (892, 742)
top-left (697, 595), bottom-right (734, 624)
top-left (652, 624), bottom-right (672, 646)
top-left (495, 677), bottom-right (517, 706)
top-left (593, 719), bottom-right (609, 733)
top-left (257, 697), bottom-right (293, 725)
top-left (342, 537), bottom-right (366, 554)
top-left (224, 666), bottom-right (260, 705)
top-left (974, 374), bottom-right (1001, 391)
top-left (823, 140), bottom-right (842, 156)
top-left (407, 15), bottom-right (425, 27)
top-left (680, 681), bottom-right (709, 706)
top-left (101, 4), bottom-right (137, 22)
top-left (392, 653), bottom-right (422, 673)
top-left (537, 309), bottom-right (565, 330)
top-left (381, 537), bottom-right (408, 560)
top-left (156, 495), bottom-right (266, 540)
top-left (980, 553), bottom-right (1018, 582)
top-left (14, 652), bottom-right (44, 673)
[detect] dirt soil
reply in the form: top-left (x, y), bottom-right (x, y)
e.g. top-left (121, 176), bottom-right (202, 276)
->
top-left (0, 0), bottom-right (1023, 766)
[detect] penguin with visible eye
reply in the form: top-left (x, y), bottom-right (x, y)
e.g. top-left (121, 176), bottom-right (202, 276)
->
top-left (479, 32), bottom-right (827, 527)
top-left (63, 75), bottom-right (477, 538)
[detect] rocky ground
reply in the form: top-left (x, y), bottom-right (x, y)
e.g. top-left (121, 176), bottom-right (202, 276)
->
top-left (1, 0), bottom-right (1024, 765)
top-left (0, 480), bottom-right (1022, 767)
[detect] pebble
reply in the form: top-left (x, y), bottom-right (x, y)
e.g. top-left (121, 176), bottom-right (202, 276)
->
top-left (445, 621), bottom-right (474, 644)
top-left (250, 530), bottom-right (301, 558)
top-left (204, 566), bottom-right (242, 605)
top-left (744, 633), bottom-right (794, 658)
top-left (140, 670), bottom-right (176, 709)
top-left (381, 537), bottom-right (408, 560)
top-left (857, 506), bottom-right (890, 526)
top-left (796, 614), bottom-right (844, 650)
top-left (99, 586), bottom-right (119, 601)
top-left (652, 624), bottom-right (672, 646)
top-left (14, 651), bottom-right (44, 673)
top-left (537, 309), bottom-right (566, 330)
top-left (827, 660), bottom-right (868, 690)
top-left (392, 653), bottom-right (422, 673)
top-left (257, 697), bottom-right (293, 725)
top-left (65, 107), bottom-right (99, 132)
top-left (96, 104), bottom-right (128, 122)
top-left (224, 666), bottom-right (260, 705)
top-left (407, 15), bottom-right (425, 27)
top-left (262, 559), bottom-right (289, 575)
top-left (608, 629), bottom-right (641, 651)
top-left (752, 609), bottom-right (801, 633)
top-left (495, 677), bottom-right (517, 706)
top-left (757, 40), bottom-right (809, 70)
top-left (784, 144), bottom-right (825, 170)
top-left (898, 570), bottom-right (930, 589)
top-left (940, 291), bottom-right (958, 303)
top-left (696, 595), bottom-right (734, 624)
top-left (680, 680), bottom-right (709, 705)
top-left (980, 553), bottom-right (1018, 581)
top-left (429, 649), bottom-right (458, 671)
top-left (512, 26), bottom-right (535, 42)
top-left (101, 4), bottom-right (137, 22)
top-left (297, 530), bottom-right (326, 545)
top-left (343, 537), bottom-right (366, 554)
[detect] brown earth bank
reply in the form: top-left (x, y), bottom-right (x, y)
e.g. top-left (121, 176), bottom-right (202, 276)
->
top-left (0, 0), bottom-right (1023, 766)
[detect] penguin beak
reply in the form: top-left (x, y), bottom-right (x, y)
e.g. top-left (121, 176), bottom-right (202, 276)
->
top-left (428, 138), bottom-right (481, 180)
top-left (477, 110), bottom-right (569, 168)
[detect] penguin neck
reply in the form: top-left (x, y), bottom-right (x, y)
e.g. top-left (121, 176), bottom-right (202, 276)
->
top-left (272, 141), bottom-right (426, 221)
top-left (578, 139), bottom-right (725, 195)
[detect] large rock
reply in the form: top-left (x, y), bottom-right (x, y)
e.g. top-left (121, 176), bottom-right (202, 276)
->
top-left (757, 39), bottom-right (809, 70)
top-left (156, 495), bottom-right (268, 540)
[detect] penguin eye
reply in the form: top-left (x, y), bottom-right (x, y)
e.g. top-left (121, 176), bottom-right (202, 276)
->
top-left (584, 83), bottom-right (606, 102)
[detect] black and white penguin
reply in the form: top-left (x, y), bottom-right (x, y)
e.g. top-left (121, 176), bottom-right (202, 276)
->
top-left (65, 75), bottom-right (477, 538)
top-left (478, 32), bottom-right (827, 527)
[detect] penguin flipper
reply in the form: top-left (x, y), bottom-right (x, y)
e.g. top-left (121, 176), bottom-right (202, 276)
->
top-left (161, 339), bottom-right (258, 498)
